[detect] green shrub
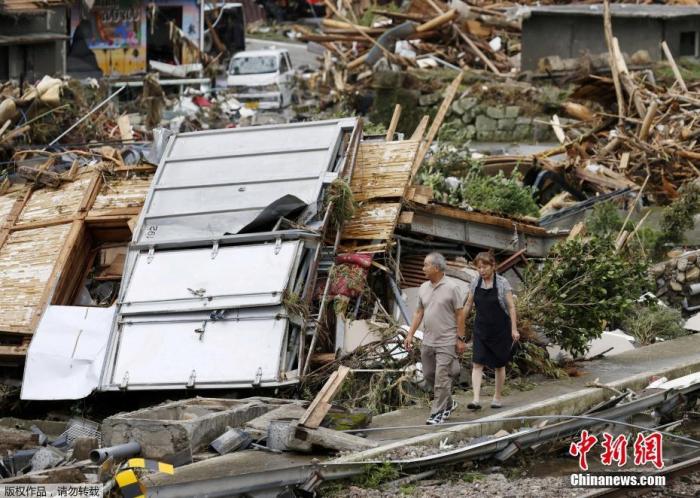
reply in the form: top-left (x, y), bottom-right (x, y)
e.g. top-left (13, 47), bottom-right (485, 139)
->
top-left (518, 237), bottom-right (649, 358)
top-left (623, 303), bottom-right (688, 346)
top-left (655, 182), bottom-right (700, 256)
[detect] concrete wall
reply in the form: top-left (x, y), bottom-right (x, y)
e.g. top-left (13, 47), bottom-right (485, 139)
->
top-left (665, 16), bottom-right (700, 57)
top-left (521, 13), bottom-right (688, 71)
top-left (0, 9), bottom-right (67, 80)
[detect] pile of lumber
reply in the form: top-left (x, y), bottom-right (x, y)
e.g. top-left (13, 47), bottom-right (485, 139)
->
top-left (538, 2), bottom-right (700, 202)
top-left (296, 0), bottom-right (519, 76)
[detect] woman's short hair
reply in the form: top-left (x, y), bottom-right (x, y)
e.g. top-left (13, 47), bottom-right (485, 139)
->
top-left (474, 251), bottom-right (496, 267)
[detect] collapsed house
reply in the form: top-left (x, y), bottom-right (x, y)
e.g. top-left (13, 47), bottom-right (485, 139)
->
top-left (6, 79), bottom-right (566, 399)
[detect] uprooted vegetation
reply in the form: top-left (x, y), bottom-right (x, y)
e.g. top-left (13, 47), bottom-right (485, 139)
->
top-left (623, 301), bottom-right (688, 346)
top-left (517, 236), bottom-right (649, 359)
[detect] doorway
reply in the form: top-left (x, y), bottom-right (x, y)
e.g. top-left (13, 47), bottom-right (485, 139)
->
top-left (147, 6), bottom-right (183, 64)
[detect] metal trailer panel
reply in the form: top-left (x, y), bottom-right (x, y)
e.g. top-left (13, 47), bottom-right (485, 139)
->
top-left (21, 306), bottom-right (116, 400)
top-left (121, 240), bottom-right (302, 314)
top-left (135, 119), bottom-right (357, 244)
top-left (110, 308), bottom-right (288, 389)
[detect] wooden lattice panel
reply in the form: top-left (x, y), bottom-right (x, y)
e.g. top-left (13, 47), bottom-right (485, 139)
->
top-left (341, 203), bottom-right (401, 241)
top-left (350, 140), bottom-right (419, 202)
top-left (89, 175), bottom-right (152, 217)
top-left (15, 176), bottom-right (93, 226)
top-left (0, 223), bottom-right (72, 332)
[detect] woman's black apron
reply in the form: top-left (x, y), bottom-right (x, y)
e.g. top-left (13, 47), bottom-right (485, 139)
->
top-left (473, 276), bottom-right (513, 368)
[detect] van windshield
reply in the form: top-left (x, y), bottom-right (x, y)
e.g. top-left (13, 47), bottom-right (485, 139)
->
top-left (229, 56), bottom-right (278, 75)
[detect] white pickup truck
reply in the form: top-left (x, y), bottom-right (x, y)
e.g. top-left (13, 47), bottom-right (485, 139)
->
top-left (227, 48), bottom-right (295, 110)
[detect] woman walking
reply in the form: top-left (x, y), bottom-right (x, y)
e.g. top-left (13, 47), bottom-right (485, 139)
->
top-left (463, 251), bottom-right (519, 409)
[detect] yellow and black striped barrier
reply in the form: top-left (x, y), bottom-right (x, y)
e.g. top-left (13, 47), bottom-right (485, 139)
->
top-left (115, 469), bottom-right (145, 498)
top-left (126, 458), bottom-right (175, 475)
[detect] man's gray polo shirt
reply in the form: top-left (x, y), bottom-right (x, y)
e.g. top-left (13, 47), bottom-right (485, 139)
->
top-left (418, 276), bottom-right (464, 347)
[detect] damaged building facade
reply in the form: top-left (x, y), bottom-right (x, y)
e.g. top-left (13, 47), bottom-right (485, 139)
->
top-left (522, 4), bottom-right (700, 71)
top-left (0, 1), bottom-right (68, 81)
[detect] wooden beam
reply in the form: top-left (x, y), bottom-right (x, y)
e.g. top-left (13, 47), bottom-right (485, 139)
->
top-left (415, 8), bottom-right (457, 33)
top-left (661, 40), bottom-right (688, 93)
top-left (410, 72), bottom-right (463, 181)
top-left (603, 0), bottom-right (626, 123)
top-left (385, 104), bottom-right (402, 141)
top-left (638, 99), bottom-right (659, 141)
top-left (411, 115), bottom-right (430, 142)
top-left (299, 366), bottom-right (351, 429)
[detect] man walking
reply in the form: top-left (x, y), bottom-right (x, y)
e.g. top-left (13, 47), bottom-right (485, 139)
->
top-left (403, 252), bottom-right (466, 425)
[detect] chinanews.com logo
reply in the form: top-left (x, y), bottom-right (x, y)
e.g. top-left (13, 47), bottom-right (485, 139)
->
top-left (568, 430), bottom-right (667, 488)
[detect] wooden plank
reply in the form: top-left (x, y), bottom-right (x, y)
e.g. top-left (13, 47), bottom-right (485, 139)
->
top-left (603, 0), bottom-right (626, 122)
top-left (661, 40), bottom-right (688, 93)
top-left (413, 204), bottom-right (549, 236)
top-left (385, 104), bottom-right (402, 141)
top-left (299, 366), bottom-right (351, 429)
top-left (411, 115), bottom-right (430, 142)
top-left (78, 171), bottom-right (103, 213)
top-left (398, 211), bottom-right (414, 224)
top-left (410, 72), bottom-right (463, 182)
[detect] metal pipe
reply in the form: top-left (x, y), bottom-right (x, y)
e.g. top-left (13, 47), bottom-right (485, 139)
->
top-left (389, 277), bottom-right (411, 324)
top-left (89, 442), bottom-right (141, 464)
top-left (47, 85), bottom-right (126, 148)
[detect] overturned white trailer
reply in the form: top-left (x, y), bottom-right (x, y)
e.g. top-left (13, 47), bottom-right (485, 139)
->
top-left (22, 118), bottom-right (361, 398)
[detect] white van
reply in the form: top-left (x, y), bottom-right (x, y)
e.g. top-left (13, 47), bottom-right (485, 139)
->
top-left (227, 48), bottom-right (294, 109)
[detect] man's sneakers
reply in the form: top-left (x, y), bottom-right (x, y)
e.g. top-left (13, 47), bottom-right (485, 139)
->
top-left (426, 399), bottom-right (459, 425)
top-left (443, 399), bottom-right (458, 420)
top-left (425, 411), bottom-right (444, 425)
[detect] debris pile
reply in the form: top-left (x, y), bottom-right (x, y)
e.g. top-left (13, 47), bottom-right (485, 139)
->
top-left (542, 9), bottom-right (700, 201)
top-left (297, 0), bottom-right (519, 78)
top-left (652, 249), bottom-right (700, 311)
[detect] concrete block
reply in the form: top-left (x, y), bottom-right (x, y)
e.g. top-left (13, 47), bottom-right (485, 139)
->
top-left (464, 125), bottom-right (477, 140)
top-left (476, 130), bottom-right (495, 141)
top-left (371, 70), bottom-right (404, 89)
top-left (292, 424), bottom-right (378, 452)
top-left (505, 106), bottom-right (520, 118)
top-left (498, 118), bottom-right (516, 131)
top-left (419, 93), bottom-right (441, 106)
top-left (450, 100), bottom-right (465, 115)
top-left (485, 105), bottom-right (506, 119)
top-left (102, 398), bottom-right (271, 463)
top-left (493, 130), bottom-right (513, 142)
top-left (513, 123), bottom-right (533, 141)
top-left (461, 97), bottom-right (478, 112)
top-left (475, 115), bottom-right (497, 132)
